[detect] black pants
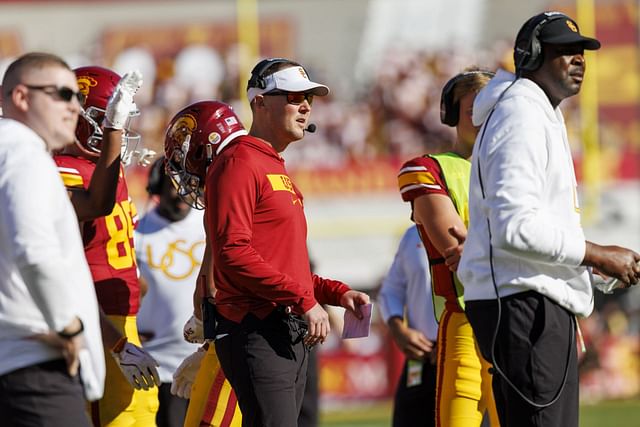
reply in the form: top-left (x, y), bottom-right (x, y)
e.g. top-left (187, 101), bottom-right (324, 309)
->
top-left (392, 358), bottom-right (437, 427)
top-left (298, 346), bottom-right (318, 427)
top-left (0, 359), bottom-right (91, 427)
top-left (156, 382), bottom-right (188, 427)
top-left (466, 291), bottom-right (578, 427)
top-left (215, 310), bottom-right (309, 427)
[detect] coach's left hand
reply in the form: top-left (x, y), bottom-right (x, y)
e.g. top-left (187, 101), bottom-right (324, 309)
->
top-left (339, 290), bottom-right (370, 320)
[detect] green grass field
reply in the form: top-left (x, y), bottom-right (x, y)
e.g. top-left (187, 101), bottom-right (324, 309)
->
top-left (319, 399), bottom-right (640, 427)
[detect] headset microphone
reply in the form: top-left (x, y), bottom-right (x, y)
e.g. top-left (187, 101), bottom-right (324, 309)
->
top-left (305, 124), bottom-right (317, 133)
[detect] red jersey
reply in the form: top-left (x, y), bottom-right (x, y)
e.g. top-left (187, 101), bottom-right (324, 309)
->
top-left (55, 155), bottom-right (140, 316)
top-left (398, 155), bottom-right (462, 313)
top-left (206, 135), bottom-right (349, 323)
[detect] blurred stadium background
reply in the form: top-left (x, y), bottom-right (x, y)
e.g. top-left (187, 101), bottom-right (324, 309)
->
top-left (1, 0), bottom-right (639, 423)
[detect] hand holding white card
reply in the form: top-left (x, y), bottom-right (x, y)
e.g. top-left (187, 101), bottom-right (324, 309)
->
top-left (342, 303), bottom-right (373, 339)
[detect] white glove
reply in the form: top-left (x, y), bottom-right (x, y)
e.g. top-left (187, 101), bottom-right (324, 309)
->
top-left (183, 315), bottom-right (204, 344)
top-left (134, 148), bottom-right (156, 167)
top-left (111, 341), bottom-right (160, 390)
top-left (104, 70), bottom-right (143, 130)
top-left (171, 346), bottom-right (206, 399)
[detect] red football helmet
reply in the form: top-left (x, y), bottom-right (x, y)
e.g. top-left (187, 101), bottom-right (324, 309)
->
top-left (74, 66), bottom-right (140, 164)
top-left (164, 100), bottom-right (247, 209)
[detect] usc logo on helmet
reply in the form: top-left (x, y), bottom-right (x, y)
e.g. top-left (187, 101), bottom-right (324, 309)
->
top-left (76, 75), bottom-right (98, 101)
top-left (164, 101), bottom-right (248, 210)
top-left (168, 114), bottom-right (198, 143)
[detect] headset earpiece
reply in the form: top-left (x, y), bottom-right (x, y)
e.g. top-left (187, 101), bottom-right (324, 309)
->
top-left (440, 70), bottom-right (495, 127)
top-left (146, 157), bottom-right (165, 195)
top-left (247, 57), bottom-right (290, 91)
top-left (515, 13), bottom-right (566, 73)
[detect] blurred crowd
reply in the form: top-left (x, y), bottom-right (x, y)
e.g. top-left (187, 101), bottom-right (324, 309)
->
top-left (0, 35), bottom-right (595, 178)
top-left (62, 43), bottom-right (516, 169)
top-left (80, 41), bottom-right (599, 175)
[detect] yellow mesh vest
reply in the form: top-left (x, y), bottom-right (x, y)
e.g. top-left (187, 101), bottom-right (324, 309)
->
top-left (429, 152), bottom-right (470, 313)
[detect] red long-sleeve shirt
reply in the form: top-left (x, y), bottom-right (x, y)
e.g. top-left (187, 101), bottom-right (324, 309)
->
top-left (206, 135), bottom-right (349, 323)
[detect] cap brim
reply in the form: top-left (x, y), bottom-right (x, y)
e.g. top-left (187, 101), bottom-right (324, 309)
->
top-left (277, 80), bottom-right (330, 96)
top-left (543, 34), bottom-right (601, 50)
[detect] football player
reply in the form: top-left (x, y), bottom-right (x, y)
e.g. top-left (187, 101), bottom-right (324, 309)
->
top-left (165, 100), bottom-right (247, 427)
top-left (397, 69), bottom-right (498, 427)
top-left (54, 66), bottom-right (160, 427)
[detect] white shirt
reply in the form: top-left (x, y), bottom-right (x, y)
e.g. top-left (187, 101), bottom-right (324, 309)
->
top-left (377, 225), bottom-right (438, 341)
top-left (0, 118), bottom-right (104, 399)
top-left (135, 208), bottom-right (204, 382)
top-left (458, 69), bottom-right (593, 317)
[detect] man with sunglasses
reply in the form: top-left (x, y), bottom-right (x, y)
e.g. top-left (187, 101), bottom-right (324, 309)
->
top-left (0, 52), bottom-right (104, 426)
top-left (207, 58), bottom-right (370, 427)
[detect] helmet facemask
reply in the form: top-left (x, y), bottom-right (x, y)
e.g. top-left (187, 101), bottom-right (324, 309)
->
top-left (166, 133), bottom-right (210, 210)
top-left (76, 105), bottom-right (142, 166)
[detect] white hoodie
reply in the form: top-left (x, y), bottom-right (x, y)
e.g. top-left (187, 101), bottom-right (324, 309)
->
top-left (458, 69), bottom-right (593, 317)
top-left (0, 119), bottom-right (105, 400)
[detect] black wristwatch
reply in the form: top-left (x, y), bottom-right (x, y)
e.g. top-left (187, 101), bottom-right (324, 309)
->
top-left (58, 319), bottom-right (84, 339)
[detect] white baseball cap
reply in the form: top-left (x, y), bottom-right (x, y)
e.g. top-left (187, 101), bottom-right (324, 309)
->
top-left (247, 65), bottom-right (330, 102)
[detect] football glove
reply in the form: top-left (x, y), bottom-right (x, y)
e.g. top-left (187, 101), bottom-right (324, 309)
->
top-left (111, 340), bottom-right (160, 390)
top-left (133, 148), bottom-right (156, 167)
top-left (183, 314), bottom-right (204, 344)
top-left (104, 70), bottom-right (143, 130)
top-left (171, 346), bottom-right (207, 399)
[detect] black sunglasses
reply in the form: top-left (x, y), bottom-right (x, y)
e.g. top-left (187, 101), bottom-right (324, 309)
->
top-left (263, 90), bottom-right (314, 106)
top-left (24, 84), bottom-right (85, 104)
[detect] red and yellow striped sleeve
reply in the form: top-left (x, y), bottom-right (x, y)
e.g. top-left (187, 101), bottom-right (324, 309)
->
top-left (54, 154), bottom-right (92, 190)
top-left (57, 166), bottom-right (85, 189)
top-left (397, 156), bottom-right (447, 202)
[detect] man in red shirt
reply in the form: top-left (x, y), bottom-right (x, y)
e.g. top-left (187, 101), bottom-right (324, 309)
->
top-left (208, 58), bottom-right (370, 427)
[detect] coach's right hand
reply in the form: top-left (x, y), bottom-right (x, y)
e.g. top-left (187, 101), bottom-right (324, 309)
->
top-left (303, 303), bottom-right (330, 347)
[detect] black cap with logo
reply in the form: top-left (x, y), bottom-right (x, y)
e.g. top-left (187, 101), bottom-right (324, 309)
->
top-left (537, 14), bottom-right (600, 49)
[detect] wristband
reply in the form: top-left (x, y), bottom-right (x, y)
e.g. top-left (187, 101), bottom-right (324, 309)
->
top-left (111, 336), bottom-right (128, 353)
top-left (57, 319), bottom-right (84, 339)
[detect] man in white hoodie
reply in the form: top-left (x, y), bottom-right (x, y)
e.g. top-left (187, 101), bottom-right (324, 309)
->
top-left (0, 52), bottom-right (104, 426)
top-left (456, 11), bottom-right (640, 427)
